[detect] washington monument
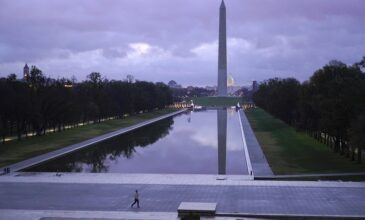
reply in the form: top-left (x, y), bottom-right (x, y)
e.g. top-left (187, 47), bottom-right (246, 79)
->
top-left (217, 0), bottom-right (227, 96)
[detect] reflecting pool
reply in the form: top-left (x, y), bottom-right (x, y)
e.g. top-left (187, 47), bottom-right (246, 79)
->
top-left (25, 109), bottom-right (248, 175)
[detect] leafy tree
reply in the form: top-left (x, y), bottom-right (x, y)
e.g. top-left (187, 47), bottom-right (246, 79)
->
top-left (27, 66), bottom-right (45, 89)
top-left (349, 114), bottom-right (365, 163)
top-left (253, 78), bottom-right (300, 125)
top-left (7, 74), bottom-right (17, 81)
top-left (253, 57), bottom-right (365, 162)
top-left (309, 60), bottom-right (364, 154)
top-left (1, 69), bottom-right (173, 143)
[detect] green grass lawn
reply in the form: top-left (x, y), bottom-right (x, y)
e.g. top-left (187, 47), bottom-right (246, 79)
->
top-left (0, 108), bottom-right (177, 168)
top-left (192, 96), bottom-right (242, 107)
top-left (245, 108), bottom-right (365, 175)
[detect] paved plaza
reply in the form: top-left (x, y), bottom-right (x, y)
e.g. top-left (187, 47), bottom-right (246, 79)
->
top-left (1, 173), bottom-right (365, 219)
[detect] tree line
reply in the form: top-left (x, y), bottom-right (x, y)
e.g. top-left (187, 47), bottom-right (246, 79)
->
top-left (253, 58), bottom-right (365, 163)
top-left (170, 87), bottom-right (215, 103)
top-left (0, 66), bottom-right (173, 143)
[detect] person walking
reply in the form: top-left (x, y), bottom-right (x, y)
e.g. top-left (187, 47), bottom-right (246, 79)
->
top-left (131, 190), bottom-right (140, 208)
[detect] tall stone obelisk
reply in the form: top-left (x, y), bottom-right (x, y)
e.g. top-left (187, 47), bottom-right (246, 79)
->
top-left (217, 0), bottom-right (227, 96)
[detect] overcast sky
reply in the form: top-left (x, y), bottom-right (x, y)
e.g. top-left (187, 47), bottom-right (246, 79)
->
top-left (0, 0), bottom-right (364, 86)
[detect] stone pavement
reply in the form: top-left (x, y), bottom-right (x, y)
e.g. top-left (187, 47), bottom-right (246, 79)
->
top-left (239, 110), bottom-right (273, 176)
top-left (1, 173), bottom-right (365, 219)
top-left (0, 209), bottom-right (252, 220)
top-left (0, 209), bottom-right (178, 220)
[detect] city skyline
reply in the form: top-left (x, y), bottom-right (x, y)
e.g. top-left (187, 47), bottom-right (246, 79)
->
top-left (0, 0), bottom-right (364, 86)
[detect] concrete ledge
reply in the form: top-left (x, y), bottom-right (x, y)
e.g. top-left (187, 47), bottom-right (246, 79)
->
top-left (239, 109), bottom-right (274, 176)
top-left (237, 109), bottom-right (254, 178)
top-left (256, 172), bottom-right (365, 180)
top-left (0, 209), bottom-right (177, 220)
top-left (177, 202), bottom-right (216, 217)
top-left (2, 172), bottom-right (365, 188)
top-left (217, 212), bottom-right (365, 219)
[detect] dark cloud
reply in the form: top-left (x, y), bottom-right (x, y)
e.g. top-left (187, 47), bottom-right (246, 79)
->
top-left (102, 48), bottom-right (127, 59)
top-left (0, 0), bottom-right (364, 86)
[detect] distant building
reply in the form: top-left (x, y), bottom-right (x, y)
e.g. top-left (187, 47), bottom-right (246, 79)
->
top-left (252, 81), bottom-right (258, 92)
top-left (227, 74), bottom-right (235, 95)
top-left (228, 85), bottom-right (244, 95)
top-left (234, 87), bottom-right (249, 97)
top-left (126, 74), bottom-right (134, 83)
top-left (186, 86), bottom-right (194, 91)
top-left (23, 64), bottom-right (29, 79)
top-left (168, 80), bottom-right (182, 89)
top-left (205, 86), bottom-right (217, 91)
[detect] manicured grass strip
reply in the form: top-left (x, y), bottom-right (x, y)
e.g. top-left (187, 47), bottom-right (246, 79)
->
top-left (192, 96), bottom-right (241, 106)
top-left (245, 108), bottom-right (365, 175)
top-left (0, 109), bottom-right (177, 168)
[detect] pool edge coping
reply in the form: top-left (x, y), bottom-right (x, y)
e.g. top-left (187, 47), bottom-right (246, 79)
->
top-left (238, 109), bottom-right (254, 179)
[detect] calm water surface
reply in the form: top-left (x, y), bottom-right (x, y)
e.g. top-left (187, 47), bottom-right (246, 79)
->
top-left (25, 109), bottom-right (248, 174)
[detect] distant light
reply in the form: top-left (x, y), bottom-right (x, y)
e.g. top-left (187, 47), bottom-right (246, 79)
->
top-left (227, 74), bottom-right (235, 87)
top-left (64, 84), bottom-right (73, 88)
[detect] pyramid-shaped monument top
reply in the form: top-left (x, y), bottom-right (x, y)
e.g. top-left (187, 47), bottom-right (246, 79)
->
top-left (220, 0), bottom-right (226, 9)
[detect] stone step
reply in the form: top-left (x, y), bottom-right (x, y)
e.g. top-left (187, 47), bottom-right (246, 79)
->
top-left (178, 202), bottom-right (217, 217)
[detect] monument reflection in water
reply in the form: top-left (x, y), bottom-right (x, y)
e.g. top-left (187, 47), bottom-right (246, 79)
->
top-left (218, 109), bottom-right (227, 175)
top-left (25, 109), bottom-right (247, 175)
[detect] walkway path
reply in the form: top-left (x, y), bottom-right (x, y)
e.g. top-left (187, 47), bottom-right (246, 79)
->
top-left (239, 110), bottom-right (273, 176)
top-left (1, 174), bottom-right (365, 218)
top-left (1, 109), bottom-right (186, 173)
top-left (0, 210), bottom-right (179, 220)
